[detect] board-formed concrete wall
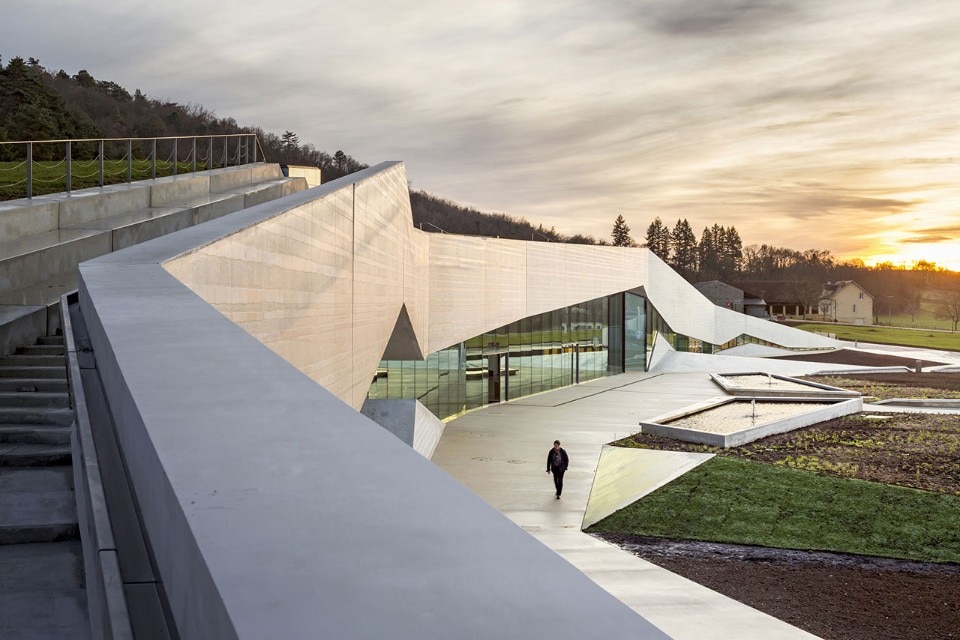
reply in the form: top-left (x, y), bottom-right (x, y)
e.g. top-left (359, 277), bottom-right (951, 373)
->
top-left (79, 163), bottom-right (673, 640)
top-left (164, 162), bottom-right (834, 413)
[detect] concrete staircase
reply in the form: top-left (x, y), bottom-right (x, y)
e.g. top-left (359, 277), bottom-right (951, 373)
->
top-left (0, 335), bottom-right (91, 639)
top-left (0, 163), bottom-right (310, 354)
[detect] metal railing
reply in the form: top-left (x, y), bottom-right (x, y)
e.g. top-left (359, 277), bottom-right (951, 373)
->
top-left (0, 134), bottom-right (266, 200)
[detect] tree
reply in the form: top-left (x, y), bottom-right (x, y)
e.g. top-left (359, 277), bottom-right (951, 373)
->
top-left (933, 289), bottom-right (960, 332)
top-left (644, 217), bottom-right (671, 261)
top-left (334, 150), bottom-right (348, 172)
top-left (611, 215), bottom-right (632, 247)
top-left (717, 226), bottom-right (743, 278)
top-left (670, 219), bottom-right (697, 277)
top-left (698, 225), bottom-right (720, 279)
top-left (281, 130), bottom-right (300, 151)
top-left (566, 233), bottom-right (598, 245)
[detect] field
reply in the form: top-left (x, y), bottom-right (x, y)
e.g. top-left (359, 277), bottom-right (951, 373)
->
top-left (589, 363), bottom-right (960, 640)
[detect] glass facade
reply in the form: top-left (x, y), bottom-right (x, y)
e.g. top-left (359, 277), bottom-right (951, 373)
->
top-left (367, 289), bottom-right (818, 421)
top-left (369, 294), bottom-right (620, 420)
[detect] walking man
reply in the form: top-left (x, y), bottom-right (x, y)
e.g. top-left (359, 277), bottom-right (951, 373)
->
top-left (546, 440), bottom-right (569, 499)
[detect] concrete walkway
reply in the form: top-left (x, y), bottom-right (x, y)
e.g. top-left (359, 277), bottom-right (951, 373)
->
top-left (432, 371), bottom-right (820, 639)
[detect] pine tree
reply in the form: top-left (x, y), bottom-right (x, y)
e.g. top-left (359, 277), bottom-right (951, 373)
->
top-left (698, 224), bottom-right (722, 279)
top-left (644, 217), bottom-right (671, 261)
top-left (669, 218), bottom-right (697, 276)
top-left (611, 215), bottom-right (633, 247)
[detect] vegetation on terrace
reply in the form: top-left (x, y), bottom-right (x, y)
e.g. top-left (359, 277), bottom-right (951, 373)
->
top-left (588, 456), bottom-right (960, 563)
top-left (593, 372), bottom-right (960, 564)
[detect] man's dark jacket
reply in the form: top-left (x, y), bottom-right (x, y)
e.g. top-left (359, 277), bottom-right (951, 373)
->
top-left (546, 447), bottom-right (569, 473)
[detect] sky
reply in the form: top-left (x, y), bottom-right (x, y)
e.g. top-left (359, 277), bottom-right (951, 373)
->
top-left (4, 0), bottom-right (960, 270)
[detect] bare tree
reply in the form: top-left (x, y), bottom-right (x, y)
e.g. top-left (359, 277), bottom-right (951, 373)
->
top-left (933, 289), bottom-right (960, 331)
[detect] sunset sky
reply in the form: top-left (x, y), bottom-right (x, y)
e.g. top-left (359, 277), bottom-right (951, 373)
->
top-left (4, 1), bottom-right (960, 270)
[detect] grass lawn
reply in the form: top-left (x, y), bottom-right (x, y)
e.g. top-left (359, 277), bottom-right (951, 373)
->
top-left (587, 456), bottom-right (960, 563)
top-left (794, 322), bottom-right (960, 350)
top-left (0, 159), bottom-right (212, 200)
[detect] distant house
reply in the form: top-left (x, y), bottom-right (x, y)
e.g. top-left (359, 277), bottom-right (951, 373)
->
top-left (694, 281), bottom-right (769, 318)
top-left (731, 280), bottom-right (814, 319)
top-left (820, 280), bottom-right (874, 325)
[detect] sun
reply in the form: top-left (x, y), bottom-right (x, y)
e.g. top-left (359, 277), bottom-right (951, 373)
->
top-left (855, 244), bottom-right (960, 273)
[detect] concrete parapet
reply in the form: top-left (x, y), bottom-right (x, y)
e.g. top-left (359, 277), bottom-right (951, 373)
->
top-left (0, 199), bottom-right (60, 241)
top-left (286, 166), bottom-right (322, 187)
top-left (149, 175), bottom-right (210, 207)
top-left (190, 193), bottom-right (245, 225)
top-left (206, 166), bottom-right (253, 192)
top-left (58, 184), bottom-right (152, 227)
top-left (0, 229), bottom-right (111, 293)
top-left (250, 162), bottom-right (283, 182)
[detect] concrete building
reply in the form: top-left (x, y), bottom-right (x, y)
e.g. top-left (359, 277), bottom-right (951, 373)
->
top-left (694, 280), bottom-right (769, 319)
top-left (4, 160), bottom-right (840, 638)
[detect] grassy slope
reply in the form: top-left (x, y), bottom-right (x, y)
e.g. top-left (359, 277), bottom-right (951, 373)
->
top-left (587, 457), bottom-right (960, 563)
top-left (794, 322), bottom-right (960, 350)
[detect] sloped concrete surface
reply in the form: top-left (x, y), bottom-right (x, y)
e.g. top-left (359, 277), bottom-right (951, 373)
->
top-left (583, 446), bottom-right (713, 529)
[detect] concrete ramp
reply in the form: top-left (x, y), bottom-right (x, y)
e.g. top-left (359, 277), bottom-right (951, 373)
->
top-left (583, 446), bottom-right (713, 529)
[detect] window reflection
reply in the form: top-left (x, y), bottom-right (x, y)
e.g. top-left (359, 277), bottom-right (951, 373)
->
top-left (368, 293), bottom-right (629, 421)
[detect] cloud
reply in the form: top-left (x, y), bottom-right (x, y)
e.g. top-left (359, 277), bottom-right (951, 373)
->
top-left (616, 0), bottom-right (801, 37)
top-left (4, 0), bottom-right (960, 269)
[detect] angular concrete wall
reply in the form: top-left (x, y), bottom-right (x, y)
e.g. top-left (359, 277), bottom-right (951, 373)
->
top-left (164, 163), bottom-right (836, 412)
top-left (79, 163), bottom-right (669, 640)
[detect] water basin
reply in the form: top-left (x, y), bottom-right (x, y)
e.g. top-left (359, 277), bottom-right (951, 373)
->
top-left (640, 397), bottom-right (863, 447)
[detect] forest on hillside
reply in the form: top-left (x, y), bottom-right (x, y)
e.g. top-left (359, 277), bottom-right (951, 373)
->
top-left (2, 55), bottom-right (959, 325)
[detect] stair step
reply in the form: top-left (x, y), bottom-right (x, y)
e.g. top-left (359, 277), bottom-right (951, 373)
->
top-left (15, 345), bottom-right (65, 357)
top-left (0, 392), bottom-right (70, 409)
top-left (0, 443), bottom-right (72, 467)
top-left (0, 425), bottom-right (72, 445)
top-left (0, 541), bottom-right (84, 592)
top-left (36, 336), bottom-right (65, 346)
top-left (0, 355), bottom-right (65, 368)
top-left (0, 588), bottom-right (91, 639)
top-left (0, 366), bottom-right (67, 379)
top-left (0, 379), bottom-right (68, 393)
top-left (0, 408), bottom-right (74, 426)
top-left (0, 467), bottom-right (77, 544)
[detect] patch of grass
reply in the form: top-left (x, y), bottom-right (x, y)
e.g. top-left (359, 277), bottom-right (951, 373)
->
top-left (587, 457), bottom-right (960, 563)
top-left (809, 376), bottom-right (960, 401)
top-left (617, 413), bottom-right (960, 495)
top-left (0, 159), bottom-right (212, 200)
top-left (793, 322), bottom-right (960, 351)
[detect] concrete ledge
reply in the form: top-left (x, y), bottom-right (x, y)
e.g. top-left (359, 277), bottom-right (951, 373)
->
top-left (642, 397), bottom-right (863, 447)
top-left (0, 200), bottom-right (59, 241)
top-left (711, 372), bottom-right (861, 398)
top-left (0, 230), bottom-right (112, 293)
top-left (286, 166), bottom-right (322, 187)
top-left (58, 185), bottom-right (153, 227)
top-left (206, 166), bottom-right (254, 192)
top-left (149, 175), bottom-right (209, 207)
